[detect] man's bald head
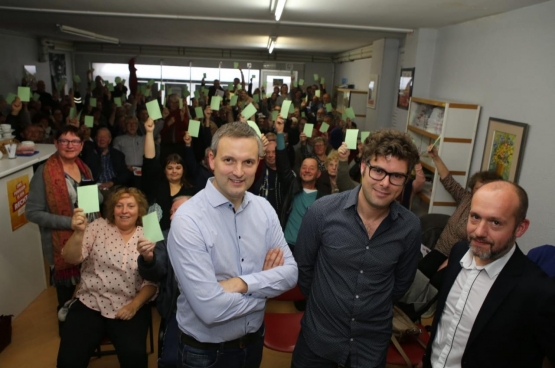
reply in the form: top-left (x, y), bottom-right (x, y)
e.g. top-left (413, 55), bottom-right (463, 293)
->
top-left (475, 181), bottom-right (528, 224)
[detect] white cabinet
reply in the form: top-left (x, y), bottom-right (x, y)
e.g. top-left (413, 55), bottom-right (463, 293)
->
top-left (405, 97), bottom-right (480, 215)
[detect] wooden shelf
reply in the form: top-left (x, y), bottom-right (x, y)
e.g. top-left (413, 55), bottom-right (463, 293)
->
top-left (420, 160), bottom-right (435, 173)
top-left (407, 125), bottom-right (439, 140)
top-left (411, 97), bottom-right (446, 107)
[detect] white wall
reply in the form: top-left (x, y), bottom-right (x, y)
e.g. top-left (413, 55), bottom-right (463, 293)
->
top-left (334, 58), bottom-right (372, 90)
top-left (0, 32), bottom-right (50, 98)
top-left (429, 1), bottom-right (555, 252)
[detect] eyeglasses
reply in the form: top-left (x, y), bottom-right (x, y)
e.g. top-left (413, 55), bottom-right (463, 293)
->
top-left (366, 163), bottom-right (408, 186)
top-left (57, 139), bottom-right (82, 146)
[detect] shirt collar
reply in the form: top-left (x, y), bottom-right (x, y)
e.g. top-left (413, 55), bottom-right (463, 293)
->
top-left (344, 185), bottom-right (402, 221)
top-left (460, 244), bottom-right (516, 279)
top-left (205, 177), bottom-right (250, 211)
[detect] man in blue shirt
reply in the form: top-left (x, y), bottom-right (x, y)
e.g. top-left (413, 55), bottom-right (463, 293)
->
top-left (167, 122), bottom-right (298, 368)
top-left (292, 129), bottom-right (422, 367)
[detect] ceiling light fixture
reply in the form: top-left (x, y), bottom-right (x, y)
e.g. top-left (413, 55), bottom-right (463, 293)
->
top-left (274, 0), bottom-right (287, 21)
top-left (57, 24), bottom-right (119, 44)
top-left (268, 36), bottom-right (277, 54)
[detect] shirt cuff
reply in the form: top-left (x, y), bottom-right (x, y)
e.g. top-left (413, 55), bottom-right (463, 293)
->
top-left (238, 274), bottom-right (259, 294)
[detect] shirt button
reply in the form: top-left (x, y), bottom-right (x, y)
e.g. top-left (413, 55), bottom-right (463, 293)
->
top-left (241, 258), bottom-right (244, 262)
top-left (366, 246), bottom-right (369, 250)
top-left (350, 338), bottom-right (354, 342)
top-left (239, 236), bottom-right (241, 239)
top-left (355, 295), bottom-right (359, 299)
top-left (360, 270), bottom-right (363, 274)
top-left (351, 318), bottom-right (355, 321)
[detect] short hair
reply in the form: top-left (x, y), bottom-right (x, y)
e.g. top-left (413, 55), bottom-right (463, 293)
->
top-left (481, 181), bottom-right (528, 225)
top-left (467, 171), bottom-right (503, 191)
top-left (125, 116), bottom-right (138, 125)
top-left (96, 127), bottom-right (112, 138)
top-left (361, 129), bottom-right (420, 174)
top-left (265, 132), bottom-right (277, 142)
top-left (104, 187), bottom-right (148, 226)
top-left (173, 195), bottom-right (192, 203)
top-left (55, 125), bottom-right (82, 140)
top-left (326, 150), bottom-right (339, 166)
top-left (313, 137), bottom-right (326, 146)
top-left (211, 122), bottom-right (264, 157)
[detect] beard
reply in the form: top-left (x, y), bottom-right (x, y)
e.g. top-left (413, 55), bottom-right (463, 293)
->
top-left (468, 233), bottom-right (516, 262)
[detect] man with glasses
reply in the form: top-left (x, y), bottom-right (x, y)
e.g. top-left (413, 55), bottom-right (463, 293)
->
top-left (292, 129), bottom-right (422, 368)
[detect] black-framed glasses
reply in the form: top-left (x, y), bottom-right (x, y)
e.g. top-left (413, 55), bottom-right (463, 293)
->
top-left (366, 163), bottom-right (408, 186)
top-left (57, 139), bottom-right (82, 146)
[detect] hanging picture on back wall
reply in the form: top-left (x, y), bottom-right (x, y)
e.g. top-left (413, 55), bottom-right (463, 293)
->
top-left (480, 117), bottom-right (529, 183)
top-left (397, 67), bottom-right (415, 109)
top-left (367, 74), bottom-right (378, 109)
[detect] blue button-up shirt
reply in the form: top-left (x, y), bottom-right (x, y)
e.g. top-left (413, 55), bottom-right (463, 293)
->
top-left (168, 178), bottom-right (298, 343)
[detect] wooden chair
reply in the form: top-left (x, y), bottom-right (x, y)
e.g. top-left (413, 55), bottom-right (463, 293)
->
top-left (263, 285), bottom-right (305, 353)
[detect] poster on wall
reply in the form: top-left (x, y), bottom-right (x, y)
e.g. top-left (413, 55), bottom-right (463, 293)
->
top-left (397, 68), bottom-right (415, 110)
top-left (49, 53), bottom-right (67, 93)
top-left (367, 74), bottom-right (379, 109)
top-left (6, 174), bottom-right (30, 231)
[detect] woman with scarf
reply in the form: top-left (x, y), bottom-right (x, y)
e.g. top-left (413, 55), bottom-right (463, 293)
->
top-left (26, 125), bottom-right (102, 330)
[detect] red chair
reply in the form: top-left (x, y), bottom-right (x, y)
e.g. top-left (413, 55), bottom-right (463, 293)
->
top-left (263, 285), bottom-right (305, 353)
top-left (386, 324), bottom-right (430, 367)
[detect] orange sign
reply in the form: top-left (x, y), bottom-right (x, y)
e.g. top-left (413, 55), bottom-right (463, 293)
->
top-left (6, 174), bottom-right (30, 231)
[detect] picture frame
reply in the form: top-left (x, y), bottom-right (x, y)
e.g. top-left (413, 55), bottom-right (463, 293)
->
top-left (367, 74), bottom-right (378, 109)
top-left (397, 68), bottom-right (415, 109)
top-left (480, 117), bottom-right (529, 183)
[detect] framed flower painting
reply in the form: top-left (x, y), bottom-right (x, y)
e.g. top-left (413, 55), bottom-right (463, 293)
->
top-left (481, 118), bottom-right (529, 183)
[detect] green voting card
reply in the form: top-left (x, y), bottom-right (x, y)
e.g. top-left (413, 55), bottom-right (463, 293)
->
top-left (114, 97), bottom-right (122, 107)
top-left (315, 90), bottom-right (321, 98)
top-left (84, 115), bottom-right (94, 128)
top-left (90, 97), bottom-right (97, 107)
top-left (74, 74), bottom-right (81, 83)
top-left (188, 120), bottom-right (201, 138)
top-left (210, 96), bottom-right (222, 111)
top-left (18, 86), bottom-right (30, 102)
top-left (241, 103), bottom-right (257, 120)
top-left (325, 103), bottom-right (333, 112)
top-left (293, 81), bottom-right (298, 88)
top-left (195, 107), bottom-right (204, 119)
top-left (183, 91), bottom-right (190, 98)
top-left (179, 98), bottom-right (183, 109)
top-left (107, 83), bottom-right (114, 92)
top-left (184, 84), bottom-right (188, 91)
top-left (230, 95), bottom-right (238, 106)
top-left (69, 107), bottom-right (76, 119)
top-left (234, 62), bottom-right (239, 69)
top-left (202, 87), bottom-right (209, 95)
top-left (146, 100), bottom-right (162, 120)
top-left (167, 87), bottom-right (172, 95)
top-left (298, 79), bottom-right (304, 86)
top-left (321, 77), bottom-right (325, 84)
top-left (142, 212), bottom-right (164, 243)
top-left (345, 129), bottom-right (359, 150)
top-left (361, 131), bottom-right (370, 143)
top-left (247, 121), bottom-right (261, 137)
top-left (313, 74), bottom-right (319, 81)
top-left (194, 91), bottom-right (200, 99)
top-left (77, 186), bottom-right (99, 214)
top-left (280, 100), bottom-right (292, 119)
top-left (319, 122), bottom-right (329, 133)
top-left (252, 75), bottom-right (256, 79)
top-left (289, 102), bottom-right (295, 114)
top-left (6, 93), bottom-right (16, 104)
top-left (148, 79), bottom-right (155, 86)
top-left (228, 83), bottom-right (234, 90)
top-left (32, 93), bottom-right (40, 102)
top-left (271, 110), bottom-right (279, 121)
top-left (433, 135), bottom-right (442, 147)
top-left (301, 112), bottom-right (306, 118)
top-left (253, 94), bottom-right (260, 103)
top-left (160, 84), bottom-right (165, 91)
top-left (115, 76), bottom-right (121, 84)
top-left (236, 84), bottom-right (242, 91)
top-left (303, 123), bottom-right (314, 138)
top-left (345, 107), bottom-right (356, 119)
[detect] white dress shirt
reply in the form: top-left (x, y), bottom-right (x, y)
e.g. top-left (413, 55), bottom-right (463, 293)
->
top-left (431, 245), bottom-right (516, 368)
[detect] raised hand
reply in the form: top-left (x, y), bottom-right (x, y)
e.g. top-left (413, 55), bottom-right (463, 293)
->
top-left (275, 116), bottom-right (285, 134)
top-left (299, 132), bottom-right (307, 145)
top-left (183, 131), bottom-right (192, 147)
top-left (144, 117), bottom-right (155, 133)
top-left (137, 237), bottom-right (155, 263)
top-left (427, 145), bottom-right (438, 158)
top-left (338, 142), bottom-right (349, 162)
top-left (11, 97), bottom-right (22, 114)
top-left (71, 208), bottom-right (88, 232)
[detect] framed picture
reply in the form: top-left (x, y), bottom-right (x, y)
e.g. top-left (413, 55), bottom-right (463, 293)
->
top-left (397, 68), bottom-right (415, 109)
top-left (367, 74), bottom-right (378, 109)
top-left (480, 117), bottom-right (529, 183)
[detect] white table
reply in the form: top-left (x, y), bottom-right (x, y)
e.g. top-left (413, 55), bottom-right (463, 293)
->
top-left (0, 144), bottom-right (57, 317)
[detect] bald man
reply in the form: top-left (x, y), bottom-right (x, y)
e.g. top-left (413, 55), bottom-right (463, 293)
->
top-left (422, 181), bottom-right (555, 368)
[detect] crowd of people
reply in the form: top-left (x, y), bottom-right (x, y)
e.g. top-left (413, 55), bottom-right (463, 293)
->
top-left (2, 65), bottom-right (550, 368)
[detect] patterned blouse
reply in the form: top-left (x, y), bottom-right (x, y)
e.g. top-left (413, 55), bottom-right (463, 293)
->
top-left (75, 218), bottom-right (157, 318)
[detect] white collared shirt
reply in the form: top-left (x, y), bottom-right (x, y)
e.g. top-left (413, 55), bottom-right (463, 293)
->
top-left (431, 245), bottom-right (516, 368)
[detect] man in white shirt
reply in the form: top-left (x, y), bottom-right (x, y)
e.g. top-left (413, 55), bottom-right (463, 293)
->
top-left (113, 116), bottom-right (145, 187)
top-left (422, 180), bottom-right (555, 368)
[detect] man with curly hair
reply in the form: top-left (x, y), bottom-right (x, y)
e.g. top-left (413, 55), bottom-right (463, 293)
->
top-left (293, 129), bottom-right (422, 368)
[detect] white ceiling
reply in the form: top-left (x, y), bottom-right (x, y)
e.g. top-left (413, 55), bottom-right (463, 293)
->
top-left (0, 0), bottom-right (548, 54)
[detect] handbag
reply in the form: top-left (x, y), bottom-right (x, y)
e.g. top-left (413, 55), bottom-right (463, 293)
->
top-left (390, 305), bottom-right (426, 367)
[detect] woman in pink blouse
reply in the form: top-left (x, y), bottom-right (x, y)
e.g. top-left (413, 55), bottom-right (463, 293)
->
top-left (57, 187), bottom-right (157, 368)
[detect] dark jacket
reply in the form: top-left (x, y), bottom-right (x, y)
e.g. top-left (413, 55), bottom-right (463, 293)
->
top-left (276, 144), bottom-right (329, 229)
top-left (137, 230), bottom-right (176, 322)
top-left (80, 141), bottom-right (132, 186)
top-left (422, 241), bottom-right (555, 368)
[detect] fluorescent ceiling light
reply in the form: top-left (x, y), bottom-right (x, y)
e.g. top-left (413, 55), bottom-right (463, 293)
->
top-left (57, 24), bottom-right (119, 44)
top-left (268, 37), bottom-right (276, 54)
top-left (274, 0), bottom-right (287, 21)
